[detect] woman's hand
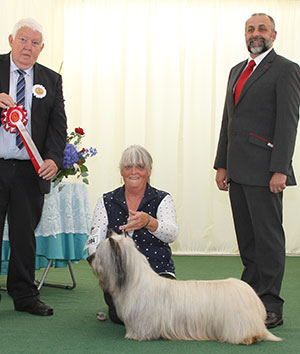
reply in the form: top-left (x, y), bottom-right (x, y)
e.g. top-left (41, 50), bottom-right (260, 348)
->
top-left (119, 210), bottom-right (157, 232)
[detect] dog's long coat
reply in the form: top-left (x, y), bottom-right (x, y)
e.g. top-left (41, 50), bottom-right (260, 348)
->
top-left (89, 233), bottom-right (281, 344)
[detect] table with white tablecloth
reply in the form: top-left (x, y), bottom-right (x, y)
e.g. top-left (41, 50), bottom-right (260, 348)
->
top-left (1, 182), bottom-right (91, 288)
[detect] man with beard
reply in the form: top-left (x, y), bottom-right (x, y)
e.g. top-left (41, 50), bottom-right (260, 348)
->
top-left (214, 13), bottom-right (300, 329)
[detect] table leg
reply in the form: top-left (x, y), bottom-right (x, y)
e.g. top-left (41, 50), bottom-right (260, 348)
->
top-left (35, 260), bottom-right (77, 290)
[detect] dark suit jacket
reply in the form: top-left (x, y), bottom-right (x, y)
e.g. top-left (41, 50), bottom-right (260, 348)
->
top-left (214, 49), bottom-right (300, 186)
top-left (0, 53), bottom-right (67, 194)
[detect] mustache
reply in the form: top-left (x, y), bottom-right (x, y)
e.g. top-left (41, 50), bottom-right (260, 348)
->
top-left (248, 37), bottom-right (266, 45)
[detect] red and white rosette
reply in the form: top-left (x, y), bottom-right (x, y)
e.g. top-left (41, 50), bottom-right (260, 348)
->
top-left (1, 105), bottom-right (43, 174)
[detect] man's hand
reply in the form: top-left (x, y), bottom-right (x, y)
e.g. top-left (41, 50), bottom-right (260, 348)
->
top-left (269, 172), bottom-right (287, 194)
top-left (215, 168), bottom-right (229, 191)
top-left (0, 93), bottom-right (15, 109)
top-left (38, 159), bottom-right (58, 180)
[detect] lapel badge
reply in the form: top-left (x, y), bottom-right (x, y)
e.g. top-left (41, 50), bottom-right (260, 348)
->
top-left (32, 84), bottom-right (47, 99)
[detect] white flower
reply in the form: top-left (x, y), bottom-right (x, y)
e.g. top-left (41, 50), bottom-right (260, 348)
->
top-left (32, 84), bottom-right (47, 99)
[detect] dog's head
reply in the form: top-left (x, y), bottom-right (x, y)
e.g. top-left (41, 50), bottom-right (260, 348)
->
top-left (88, 231), bottom-right (130, 294)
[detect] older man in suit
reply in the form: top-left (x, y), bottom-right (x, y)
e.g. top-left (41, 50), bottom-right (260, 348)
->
top-left (0, 18), bottom-right (67, 315)
top-left (214, 13), bottom-right (300, 329)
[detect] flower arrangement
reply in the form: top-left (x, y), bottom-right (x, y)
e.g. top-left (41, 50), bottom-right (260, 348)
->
top-left (52, 127), bottom-right (97, 189)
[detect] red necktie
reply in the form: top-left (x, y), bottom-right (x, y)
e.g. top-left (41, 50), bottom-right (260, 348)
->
top-left (234, 60), bottom-right (256, 105)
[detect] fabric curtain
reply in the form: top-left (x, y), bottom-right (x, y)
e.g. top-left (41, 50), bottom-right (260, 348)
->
top-left (2, 0), bottom-right (300, 254)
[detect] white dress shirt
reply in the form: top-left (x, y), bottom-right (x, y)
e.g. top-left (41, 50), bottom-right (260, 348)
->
top-left (0, 54), bottom-right (33, 159)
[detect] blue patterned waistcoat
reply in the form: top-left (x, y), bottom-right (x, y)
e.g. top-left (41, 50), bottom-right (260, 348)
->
top-left (103, 183), bottom-right (175, 275)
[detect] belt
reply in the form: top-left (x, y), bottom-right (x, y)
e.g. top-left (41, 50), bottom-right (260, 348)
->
top-left (0, 158), bottom-right (31, 163)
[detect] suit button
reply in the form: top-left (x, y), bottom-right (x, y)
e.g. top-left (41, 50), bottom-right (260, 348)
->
top-left (231, 131), bottom-right (237, 136)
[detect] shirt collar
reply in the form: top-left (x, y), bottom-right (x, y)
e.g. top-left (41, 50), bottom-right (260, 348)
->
top-left (9, 53), bottom-right (34, 78)
top-left (247, 47), bottom-right (273, 68)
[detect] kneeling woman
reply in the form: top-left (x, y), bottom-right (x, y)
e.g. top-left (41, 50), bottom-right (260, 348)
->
top-left (86, 145), bottom-right (178, 323)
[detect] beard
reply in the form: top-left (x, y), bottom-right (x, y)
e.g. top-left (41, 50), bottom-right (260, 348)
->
top-left (247, 36), bottom-right (274, 55)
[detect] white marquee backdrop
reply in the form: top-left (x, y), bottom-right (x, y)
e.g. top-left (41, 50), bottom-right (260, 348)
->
top-left (1, 0), bottom-right (300, 254)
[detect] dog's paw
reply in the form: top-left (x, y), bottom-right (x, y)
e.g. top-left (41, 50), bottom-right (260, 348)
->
top-left (97, 312), bottom-right (107, 321)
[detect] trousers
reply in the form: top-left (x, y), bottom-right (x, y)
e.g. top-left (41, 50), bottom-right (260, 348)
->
top-left (0, 159), bottom-right (44, 307)
top-left (229, 180), bottom-right (285, 314)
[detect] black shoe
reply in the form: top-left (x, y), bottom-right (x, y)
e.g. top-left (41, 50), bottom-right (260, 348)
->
top-left (266, 311), bottom-right (283, 329)
top-left (15, 300), bottom-right (54, 316)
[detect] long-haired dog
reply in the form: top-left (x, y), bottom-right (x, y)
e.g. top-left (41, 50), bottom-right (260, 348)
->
top-left (88, 232), bottom-right (281, 344)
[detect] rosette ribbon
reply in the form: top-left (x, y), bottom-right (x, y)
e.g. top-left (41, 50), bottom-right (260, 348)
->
top-left (1, 105), bottom-right (43, 174)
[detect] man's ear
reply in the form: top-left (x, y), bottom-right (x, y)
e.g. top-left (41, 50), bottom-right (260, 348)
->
top-left (8, 35), bottom-right (13, 48)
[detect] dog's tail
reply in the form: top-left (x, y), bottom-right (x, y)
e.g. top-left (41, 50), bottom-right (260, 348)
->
top-left (263, 330), bottom-right (282, 342)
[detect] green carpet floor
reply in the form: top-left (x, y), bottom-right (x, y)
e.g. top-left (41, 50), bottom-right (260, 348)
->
top-left (0, 255), bottom-right (299, 354)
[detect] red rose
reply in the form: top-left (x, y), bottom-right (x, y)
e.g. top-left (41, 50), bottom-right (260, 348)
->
top-left (75, 127), bottom-right (84, 135)
top-left (78, 159), bottom-right (82, 164)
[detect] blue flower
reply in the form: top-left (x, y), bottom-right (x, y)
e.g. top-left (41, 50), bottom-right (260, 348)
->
top-left (52, 127), bottom-right (98, 189)
top-left (89, 147), bottom-right (97, 157)
top-left (82, 147), bottom-right (98, 159)
top-left (62, 143), bottom-right (78, 168)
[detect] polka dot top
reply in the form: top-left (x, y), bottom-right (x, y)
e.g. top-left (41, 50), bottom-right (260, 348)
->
top-left (85, 183), bottom-right (178, 276)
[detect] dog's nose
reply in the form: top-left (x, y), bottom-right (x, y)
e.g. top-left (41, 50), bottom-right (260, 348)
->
top-left (87, 253), bottom-right (95, 265)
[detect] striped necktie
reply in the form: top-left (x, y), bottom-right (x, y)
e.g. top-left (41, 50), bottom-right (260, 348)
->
top-left (16, 69), bottom-right (26, 149)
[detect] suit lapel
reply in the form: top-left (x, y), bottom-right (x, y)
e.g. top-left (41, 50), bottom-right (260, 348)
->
top-left (0, 54), bottom-right (11, 123)
top-left (31, 63), bottom-right (44, 141)
top-left (31, 63), bottom-right (44, 133)
top-left (31, 63), bottom-right (39, 117)
top-left (236, 49), bottom-right (276, 106)
top-left (228, 60), bottom-right (247, 109)
top-left (0, 54), bottom-right (11, 94)
top-left (231, 61), bottom-right (247, 91)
